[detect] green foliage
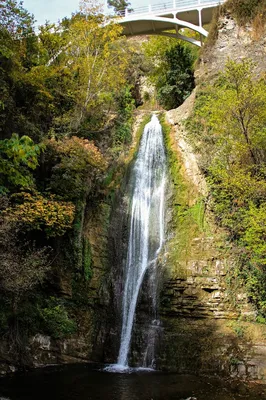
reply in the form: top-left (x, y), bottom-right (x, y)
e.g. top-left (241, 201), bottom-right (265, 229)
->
top-left (239, 262), bottom-right (266, 317)
top-left (39, 297), bottom-right (77, 339)
top-left (83, 238), bottom-right (92, 281)
top-left (114, 85), bottom-right (135, 146)
top-left (186, 58), bottom-right (266, 317)
top-left (143, 37), bottom-right (196, 110)
top-left (46, 136), bottom-right (107, 201)
top-left (38, 23), bottom-right (68, 66)
top-left (230, 321), bottom-right (245, 338)
top-left (5, 191), bottom-right (75, 237)
top-left (242, 203), bottom-right (266, 268)
top-left (256, 315), bottom-right (266, 324)
top-left (107, 0), bottom-right (131, 14)
top-left (68, 200), bottom-right (86, 272)
top-left (0, 133), bottom-right (42, 193)
top-left (156, 45), bottom-right (195, 110)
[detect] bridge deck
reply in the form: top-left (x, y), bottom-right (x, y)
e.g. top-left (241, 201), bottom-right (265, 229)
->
top-left (116, 0), bottom-right (225, 46)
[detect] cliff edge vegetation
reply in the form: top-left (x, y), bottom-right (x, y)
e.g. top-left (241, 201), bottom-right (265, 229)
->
top-left (186, 59), bottom-right (266, 319)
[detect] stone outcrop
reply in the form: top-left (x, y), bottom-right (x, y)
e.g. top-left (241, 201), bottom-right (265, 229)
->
top-left (25, 200), bottom-right (115, 370)
top-left (161, 237), bottom-right (251, 321)
top-left (159, 19), bottom-right (266, 378)
top-left (197, 13), bottom-right (266, 83)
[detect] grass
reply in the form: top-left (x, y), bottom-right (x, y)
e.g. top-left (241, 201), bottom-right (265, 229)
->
top-left (225, 0), bottom-right (266, 26)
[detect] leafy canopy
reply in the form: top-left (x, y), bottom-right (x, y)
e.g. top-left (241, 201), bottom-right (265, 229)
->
top-left (143, 36), bottom-right (196, 110)
top-left (0, 134), bottom-right (43, 193)
top-left (107, 0), bottom-right (131, 14)
top-left (186, 58), bottom-right (266, 317)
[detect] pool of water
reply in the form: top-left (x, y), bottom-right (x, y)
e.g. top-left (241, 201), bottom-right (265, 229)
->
top-left (0, 364), bottom-right (265, 400)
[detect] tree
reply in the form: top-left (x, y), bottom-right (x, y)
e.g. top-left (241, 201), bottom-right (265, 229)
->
top-left (215, 59), bottom-right (266, 165)
top-left (143, 36), bottom-right (196, 110)
top-left (187, 59), bottom-right (266, 169)
top-left (107, 0), bottom-right (131, 15)
top-left (62, 8), bottom-right (129, 131)
top-left (0, 0), bottom-right (34, 37)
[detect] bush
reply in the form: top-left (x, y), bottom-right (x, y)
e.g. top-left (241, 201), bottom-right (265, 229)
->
top-left (39, 297), bottom-right (77, 339)
top-left (186, 59), bottom-right (266, 317)
top-left (5, 191), bottom-right (75, 237)
top-left (143, 37), bottom-right (196, 110)
top-left (0, 133), bottom-right (43, 194)
top-left (46, 136), bottom-right (107, 201)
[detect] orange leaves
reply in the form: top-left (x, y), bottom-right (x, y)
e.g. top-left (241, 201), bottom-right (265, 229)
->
top-left (48, 136), bottom-right (107, 170)
top-left (5, 192), bottom-right (75, 237)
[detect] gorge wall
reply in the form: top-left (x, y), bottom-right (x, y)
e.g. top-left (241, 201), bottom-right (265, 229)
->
top-left (2, 9), bottom-right (266, 384)
top-left (156, 14), bottom-right (266, 380)
top-left (0, 114), bottom-right (149, 376)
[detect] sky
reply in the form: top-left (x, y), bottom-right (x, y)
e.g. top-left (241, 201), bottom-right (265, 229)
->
top-left (22, 0), bottom-right (81, 26)
top-left (22, 0), bottom-right (145, 27)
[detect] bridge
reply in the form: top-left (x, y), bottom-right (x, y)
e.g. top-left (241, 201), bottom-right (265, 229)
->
top-left (116, 0), bottom-right (225, 47)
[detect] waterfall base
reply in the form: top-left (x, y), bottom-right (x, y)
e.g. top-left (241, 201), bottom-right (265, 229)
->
top-left (103, 364), bottom-right (155, 374)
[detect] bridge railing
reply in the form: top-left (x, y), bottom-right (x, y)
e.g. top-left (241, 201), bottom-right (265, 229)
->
top-left (118, 0), bottom-right (224, 17)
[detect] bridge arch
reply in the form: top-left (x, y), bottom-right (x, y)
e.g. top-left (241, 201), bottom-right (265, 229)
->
top-left (115, 0), bottom-right (225, 47)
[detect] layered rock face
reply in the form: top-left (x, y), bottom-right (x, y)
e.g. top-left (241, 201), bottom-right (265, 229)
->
top-left (197, 13), bottom-right (266, 82)
top-left (4, 13), bottom-right (266, 381)
top-left (158, 231), bottom-right (260, 377)
top-left (161, 238), bottom-right (248, 321)
top-left (157, 16), bottom-right (266, 378)
top-left (27, 201), bottom-right (114, 368)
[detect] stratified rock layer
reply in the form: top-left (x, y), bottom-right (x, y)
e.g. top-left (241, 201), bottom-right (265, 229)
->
top-left (158, 16), bottom-right (266, 378)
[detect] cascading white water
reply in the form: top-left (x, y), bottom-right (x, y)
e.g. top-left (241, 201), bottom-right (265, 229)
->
top-left (115, 114), bottom-right (166, 369)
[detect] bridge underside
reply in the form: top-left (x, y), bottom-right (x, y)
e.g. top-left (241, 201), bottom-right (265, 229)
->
top-left (118, 5), bottom-right (217, 47)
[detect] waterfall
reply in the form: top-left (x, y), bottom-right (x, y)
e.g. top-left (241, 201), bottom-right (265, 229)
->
top-left (115, 114), bottom-right (166, 369)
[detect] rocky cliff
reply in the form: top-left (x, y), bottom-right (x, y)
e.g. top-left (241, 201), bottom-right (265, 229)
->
top-left (2, 9), bottom-right (266, 383)
top-left (197, 11), bottom-right (266, 83)
top-left (156, 15), bottom-right (266, 380)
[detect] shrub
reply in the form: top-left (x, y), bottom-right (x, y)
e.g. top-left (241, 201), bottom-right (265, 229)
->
top-left (5, 191), bottom-right (75, 237)
top-left (46, 136), bottom-right (107, 200)
top-left (0, 133), bottom-right (43, 194)
top-left (39, 297), bottom-right (77, 339)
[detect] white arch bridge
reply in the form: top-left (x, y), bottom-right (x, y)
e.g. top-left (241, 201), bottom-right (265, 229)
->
top-left (115, 0), bottom-right (225, 47)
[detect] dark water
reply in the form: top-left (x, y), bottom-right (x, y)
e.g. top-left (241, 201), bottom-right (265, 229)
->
top-left (0, 364), bottom-right (265, 400)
